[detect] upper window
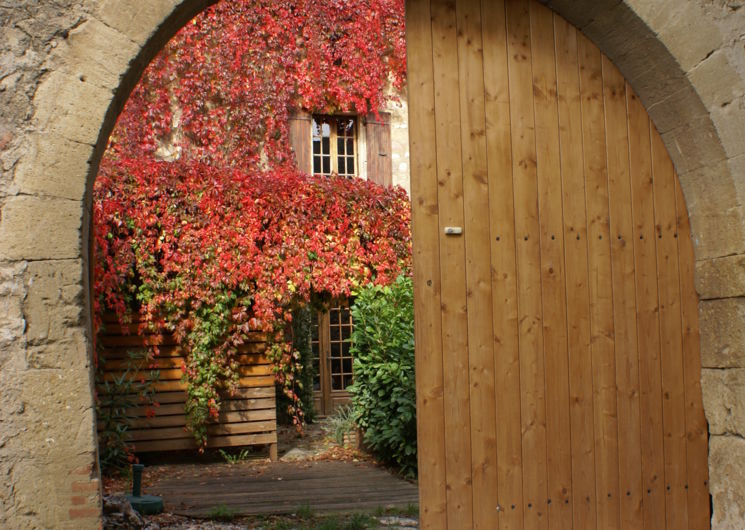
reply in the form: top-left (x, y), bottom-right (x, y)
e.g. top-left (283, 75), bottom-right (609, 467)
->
top-left (312, 116), bottom-right (357, 177)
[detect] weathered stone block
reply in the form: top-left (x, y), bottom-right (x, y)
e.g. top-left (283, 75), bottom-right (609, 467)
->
top-left (2, 363), bottom-right (99, 529)
top-left (727, 154), bottom-right (745, 209)
top-left (688, 49), bottom-right (745, 110)
top-left (657, 4), bottom-right (723, 72)
top-left (52, 18), bottom-right (139, 92)
top-left (688, 206), bottom-right (745, 261)
top-left (701, 299), bottom-right (745, 368)
top-left (625, 0), bottom-right (684, 32)
top-left (0, 262), bottom-right (26, 366)
top-left (695, 254), bottom-right (745, 299)
top-left (95, 0), bottom-right (181, 47)
top-left (703, 368), bottom-right (745, 437)
top-left (710, 435), bottom-right (745, 529)
top-left (13, 133), bottom-right (93, 201)
top-left (662, 114), bottom-right (728, 175)
top-left (0, 196), bottom-right (82, 261)
top-left (647, 85), bottom-right (710, 135)
top-left (678, 157), bottom-right (739, 213)
top-left (9, 452), bottom-right (100, 530)
top-left (32, 71), bottom-right (112, 146)
top-left (711, 98), bottom-right (745, 159)
top-left (23, 259), bottom-right (85, 344)
top-left (19, 368), bottom-right (97, 460)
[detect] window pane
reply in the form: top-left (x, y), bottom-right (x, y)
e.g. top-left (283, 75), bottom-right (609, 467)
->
top-left (347, 157), bottom-right (355, 175)
top-left (338, 138), bottom-right (345, 155)
top-left (322, 122), bottom-right (331, 137)
top-left (331, 342), bottom-right (340, 358)
top-left (338, 157), bottom-right (345, 175)
top-left (330, 324), bottom-right (339, 341)
top-left (343, 374), bottom-right (353, 389)
top-left (322, 137), bottom-right (330, 156)
top-left (330, 308), bottom-right (339, 325)
top-left (313, 139), bottom-right (321, 155)
top-left (323, 156), bottom-right (330, 175)
top-left (343, 358), bottom-right (352, 374)
top-left (332, 375), bottom-right (342, 391)
top-left (313, 157), bottom-right (321, 174)
top-left (331, 358), bottom-right (341, 376)
top-left (347, 138), bottom-right (354, 155)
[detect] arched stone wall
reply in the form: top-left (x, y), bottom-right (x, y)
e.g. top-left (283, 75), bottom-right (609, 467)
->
top-left (0, 1), bottom-right (743, 528)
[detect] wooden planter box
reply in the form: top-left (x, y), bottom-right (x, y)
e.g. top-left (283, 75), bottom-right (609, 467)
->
top-left (96, 314), bottom-right (278, 459)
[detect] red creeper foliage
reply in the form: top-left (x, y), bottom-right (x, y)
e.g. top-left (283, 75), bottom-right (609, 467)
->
top-left (94, 0), bottom-right (409, 447)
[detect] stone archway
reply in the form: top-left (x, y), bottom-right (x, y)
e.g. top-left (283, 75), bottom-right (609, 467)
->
top-left (0, 1), bottom-right (743, 528)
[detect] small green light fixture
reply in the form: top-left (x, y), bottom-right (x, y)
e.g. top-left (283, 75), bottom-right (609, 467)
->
top-left (126, 464), bottom-right (164, 515)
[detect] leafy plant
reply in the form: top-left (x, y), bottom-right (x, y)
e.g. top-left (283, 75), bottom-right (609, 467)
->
top-left (207, 503), bottom-right (236, 521)
top-left (218, 448), bottom-right (252, 464)
top-left (295, 503), bottom-right (314, 519)
top-left (344, 512), bottom-right (376, 529)
top-left (95, 349), bottom-right (159, 473)
top-left (326, 404), bottom-right (357, 446)
top-left (348, 276), bottom-right (416, 477)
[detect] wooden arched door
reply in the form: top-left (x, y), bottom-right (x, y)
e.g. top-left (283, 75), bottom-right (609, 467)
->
top-left (407, 0), bottom-right (710, 528)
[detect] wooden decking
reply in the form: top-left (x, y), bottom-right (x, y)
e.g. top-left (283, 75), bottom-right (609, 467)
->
top-left (148, 460), bottom-right (419, 516)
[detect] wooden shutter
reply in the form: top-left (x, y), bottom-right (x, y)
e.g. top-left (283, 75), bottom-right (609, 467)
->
top-left (365, 112), bottom-right (392, 187)
top-left (288, 110), bottom-right (312, 173)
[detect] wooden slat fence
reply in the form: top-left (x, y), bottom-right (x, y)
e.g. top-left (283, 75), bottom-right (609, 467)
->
top-left (97, 314), bottom-right (278, 458)
top-left (407, 0), bottom-right (710, 528)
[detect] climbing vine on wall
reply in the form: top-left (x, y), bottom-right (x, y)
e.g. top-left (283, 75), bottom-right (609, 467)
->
top-left (94, 0), bottom-right (409, 447)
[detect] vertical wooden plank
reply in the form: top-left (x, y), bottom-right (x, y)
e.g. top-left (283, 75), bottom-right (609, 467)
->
top-left (577, 33), bottom-right (621, 530)
top-left (627, 84), bottom-right (667, 530)
top-left (554, 15), bottom-right (597, 530)
top-left (431, 0), bottom-right (474, 526)
top-left (651, 126), bottom-right (689, 529)
top-left (528, 6), bottom-right (572, 529)
top-left (674, 178), bottom-right (711, 530)
top-left (601, 55), bottom-right (644, 530)
top-left (406, 0), bottom-right (448, 525)
top-left (455, 0), bottom-right (498, 527)
top-left (505, 2), bottom-right (548, 528)
top-left (482, 1), bottom-right (524, 527)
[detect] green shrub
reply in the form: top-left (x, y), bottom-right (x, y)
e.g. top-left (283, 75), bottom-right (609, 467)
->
top-left (348, 276), bottom-right (416, 477)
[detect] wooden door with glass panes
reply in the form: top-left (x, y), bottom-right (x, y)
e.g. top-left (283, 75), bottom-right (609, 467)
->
top-left (311, 303), bottom-right (354, 416)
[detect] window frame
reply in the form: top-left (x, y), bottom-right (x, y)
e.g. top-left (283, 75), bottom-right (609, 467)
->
top-left (311, 115), bottom-right (358, 178)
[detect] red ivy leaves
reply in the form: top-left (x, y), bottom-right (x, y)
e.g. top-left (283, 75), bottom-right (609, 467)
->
top-left (107, 0), bottom-right (406, 169)
top-left (94, 160), bottom-right (411, 445)
top-left (94, 0), bottom-right (409, 446)
top-left (95, 160), bottom-right (411, 329)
